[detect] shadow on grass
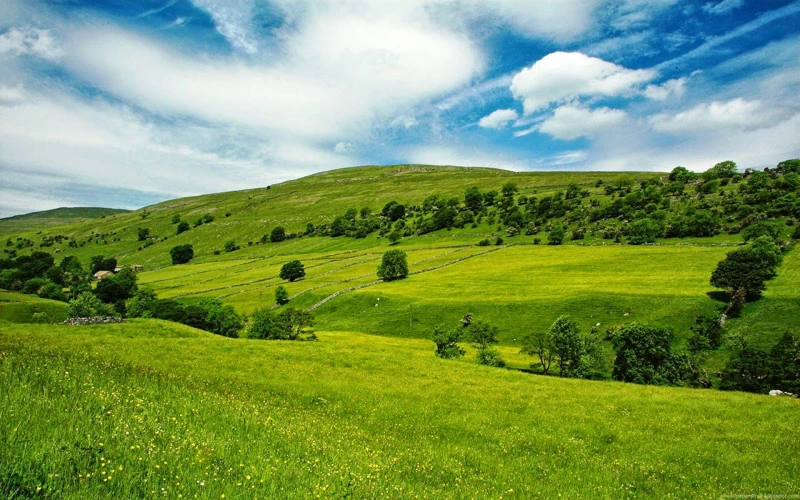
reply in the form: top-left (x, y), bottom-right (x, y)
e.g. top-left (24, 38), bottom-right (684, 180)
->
top-left (706, 291), bottom-right (729, 303)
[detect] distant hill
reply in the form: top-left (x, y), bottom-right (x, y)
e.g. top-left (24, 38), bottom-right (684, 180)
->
top-left (0, 207), bottom-right (130, 234)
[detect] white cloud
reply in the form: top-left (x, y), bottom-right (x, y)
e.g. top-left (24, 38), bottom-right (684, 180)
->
top-left (63, 21), bottom-right (482, 143)
top-left (644, 77), bottom-right (687, 100)
top-left (478, 108), bottom-right (518, 129)
top-left (538, 105), bottom-right (627, 140)
top-left (649, 98), bottom-right (783, 134)
top-left (190, 0), bottom-right (258, 53)
top-left (405, 144), bottom-right (530, 170)
top-left (334, 141), bottom-right (355, 153)
top-left (703, 0), bottom-right (744, 15)
top-left (0, 85), bottom-right (25, 104)
top-left (0, 26), bottom-right (63, 59)
top-left (463, 0), bottom-right (602, 41)
top-left (509, 52), bottom-right (656, 114)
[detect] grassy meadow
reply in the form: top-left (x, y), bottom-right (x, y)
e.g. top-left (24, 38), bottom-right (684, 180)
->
top-left (1, 321), bottom-right (798, 499)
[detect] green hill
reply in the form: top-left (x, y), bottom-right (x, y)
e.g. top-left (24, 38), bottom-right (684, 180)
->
top-left (1, 320), bottom-right (797, 498)
top-left (0, 207), bottom-right (130, 235)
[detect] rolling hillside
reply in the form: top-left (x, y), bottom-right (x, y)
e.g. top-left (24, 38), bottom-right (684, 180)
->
top-left (0, 207), bottom-right (130, 235)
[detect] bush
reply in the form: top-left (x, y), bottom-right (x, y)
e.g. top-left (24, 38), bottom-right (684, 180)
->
top-left (388, 230), bottom-right (402, 245)
top-left (176, 221), bottom-right (190, 234)
top-left (126, 289), bottom-right (158, 318)
top-left (548, 226), bottom-right (565, 245)
top-left (280, 260), bottom-right (306, 282)
top-left (249, 307), bottom-right (314, 340)
top-left (39, 282), bottom-right (67, 302)
top-left (67, 292), bottom-right (114, 318)
top-left (22, 277), bottom-right (50, 295)
top-left (170, 244), bottom-right (194, 265)
top-left (137, 228), bottom-right (150, 241)
top-left (377, 250), bottom-right (408, 281)
top-left (223, 240), bottom-right (240, 253)
top-left (270, 226), bottom-right (286, 242)
top-left (476, 347), bottom-right (506, 367)
top-left (432, 325), bottom-right (465, 359)
top-left (609, 323), bottom-right (687, 386)
top-left (550, 315), bottom-right (583, 377)
top-left (710, 236), bottom-right (783, 298)
top-left (275, 285), bottom-right (289, 305)
top-left (742, 220), bottom-right (782, 242)
top-left (626, 218), bottom-right (660, 245)
top-left (199, 298), bottom-right (243, 338)
top-left (95, 267), bottom-right (138, 304)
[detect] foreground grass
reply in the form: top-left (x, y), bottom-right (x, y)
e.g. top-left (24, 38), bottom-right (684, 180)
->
top-left (1, 321), bottom-right (798, 498)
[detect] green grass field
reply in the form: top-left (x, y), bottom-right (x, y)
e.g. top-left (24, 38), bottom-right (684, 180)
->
top-left (0, 207), bottom-right (129, 235)
top-left (1, 321), bottom-right (798, 499)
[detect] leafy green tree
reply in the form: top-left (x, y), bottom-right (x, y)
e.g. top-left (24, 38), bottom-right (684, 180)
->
top-left (432, 324), bottom-right (465, 359)
top-left (521, 330), bottom-right (555, 375)
top-left (549, 315), bottom-right (583, 377)
top-left (702, 160), bottom-right (738, 181)
top-left (687, 314), bottom-right (724, 354)
top-left (176, 221), bottom-right (190, 234)
top-left (468, 321), bottom-right (505, 367)
top-left (275, 285), bottom-right (289, 305)
top-left (626, 218), bottom-right (661, 244)
top-left (270, 226), bottom-right (286, 242)
top-left (198, 298), bottom-right (243, 338)
top-left (249, 307), bottom-right (314, 340)
top-left (377, 250), bottom-right (408, 281)
top-left (170, 244), bottom-right (194, 264)
top-left (668, 166), bottom-right (697, 183)
top-left (67, 292), bottom-right (114, 318)
top-left (171, 214), bottom-right (181, 224)
top-left (464, 186), bottom-right (483, 212)
top-left (223, 240), bottom-right (239, 252)
top-left (776, 159), bottom-right (800, 174)
top-left (609, 323), bottom-right (686, 385)
top-left (126, 289), bottom-right (158, 318)
top-left (742, 220), bottom-right (782, 242)
top-left (38, 282), bottom-right (67, 302)
top-left (710, 236), bottom-right (783, 298)
top-left (501, 181), bottom-right (518, 197)
top-left (95, 267), bottom-right (138, 304)
top-left (388, 230), bottom-right (402, 245)
top-left (280, 260), bottom-right (306, 282)
top-left (137, 228), bottom-right (150, 241)
top-left (719, 337), bottom-right (769, 393)
top-left (548, 225), bottom-right (565, 245)
top-left (360, 207), bottom-right (372, 219)
top-left (90, 255), bottom-right (117, 274)
top-left (767, 332), bottom-right (800, 394)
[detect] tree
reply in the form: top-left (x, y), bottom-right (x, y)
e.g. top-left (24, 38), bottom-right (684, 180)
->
top-left (388, 230), bottom-right (402, 245)
top-left (38, 282), bottom-right (67, 302)
top-left (223, 240), bottom-right (239, 252)
top-left (626, 218), bottom-right (661, 244)
top-left (742, 220), bottom-right (782, 243)
top-left (199, 298), bottom-right (243, 338)
top-left (710, 236), bottom-right (783, 298)
top-left (468, 321), bottom-right (505, 367)
top-left (767, 332), bottom-right (800, 394)
top-left (501, 181), bottom-right (518, 197)
top-left (67, 292), bottom-right (114, 318)
top-left (171, 214), bottom-right (181, 224)
top-left (687, 313), bottom-right (724, 354)
top-left (464, 186), bottom-right (483, 212)
top-left (719, 337), bottom-right (769, 393)
top-left (95, 267), bottom-right (138, 304)
top-left (170, 244), bottom-right (194, 264)
top-left (176, 221), bottom-right (190, 234)
top-left (270, 226), bottom-right (286, 242)
top-left (668, 166), bottom-right (697, 184)
top-left (90, 255), bottom-right (117, 274)
top-left (280, 260), bottom-right (306, 282)
top-left (703, 160), bottom-right (738, 181)
top-left (549, 315), bottom-right (583, 377)
top-left (776, 159), bottom-right (800, 175)
top-left (548, 225), bottom-right (565, 245)
top-left (275, 285), bottom-right (289, 305)
top-left (377, 249), bottom-right (408, 281)
top-left (609, 323), bottom-right (686, 385)
top-left (432, 324), bottom-right (465, 359)
top-left (249, 307), bottom-right (314, 340)
top-left (521, 330), bottom-right (555, 375)
top-left (126, 289), bottom-right (158, 318)
top-left (137, 227), bottom-right (150, 241)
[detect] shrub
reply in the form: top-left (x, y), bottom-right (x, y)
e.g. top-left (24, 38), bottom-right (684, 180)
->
top-left (388, 230), bottom-right (402, 245)
top-left (377, 250), bottom-right (408, 281)
top-left (476, 347), bottom-right (506, 367)
top-left (171, 214), bottom-right (181, 224)
top-left (609, 323), bottom-right (687, 386)
top-left (95, 267), bottom-right (138, 304)
top-left (126, 289), bottom-right (158, 318)
top-left (550, 315), bottom-right (583, 377)
top-left (170, 244), bottom-right (194, 264)
top-left (548, 226), bottom-right (565, 245)
top-left (432, 325), bottom-right (465, 359)
top-left (710, 236), bottom-right (783, 298)
top-left (199, 298), bottom-right (243, 338)
top-left (176, 221), bottom-right (190, 234)
top-left (223, 240), bottom-right (239, 252)
top-left (249, 307), bottom-right (314, 340)
top-left (280, 260), bottom-right (306, 282)
top-left (137, 228), bottom-right (150, 241)
top-left (39, 282), bottom-right (67, 302)
top-left (275, 285), bottom-right (289, 305)
top-left (67, 292), bottom-right (114, 318)
top-left (270, 226), bottom-right (286, 242)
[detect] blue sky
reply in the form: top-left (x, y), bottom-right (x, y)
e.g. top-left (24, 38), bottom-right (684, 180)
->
top-left (0, 0), bottom-right (798, 216)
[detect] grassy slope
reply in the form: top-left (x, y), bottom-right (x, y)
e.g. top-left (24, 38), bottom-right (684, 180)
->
top-left (3, 166), bottom-right (662, 268)
top-left (0, 291), bottom-right (68, 324)
top-left (0, 207), bottom-right (129, 235)
top-left (1, 321), bottom-right (797, 499)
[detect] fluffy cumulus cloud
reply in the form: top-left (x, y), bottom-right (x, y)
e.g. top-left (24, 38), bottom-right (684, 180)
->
top-left (478, 109), bottom-right (518, 129)
top-left (649, 98), bottom-right (782, 133)
top-left (0, 26), bottom-right (63, 59)
top-left (644, 77), bottom-right (687, 100)
top-left (538, 105), bottom-right (627, 140)
top-left (510, 51), bottom-right (656, 114)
